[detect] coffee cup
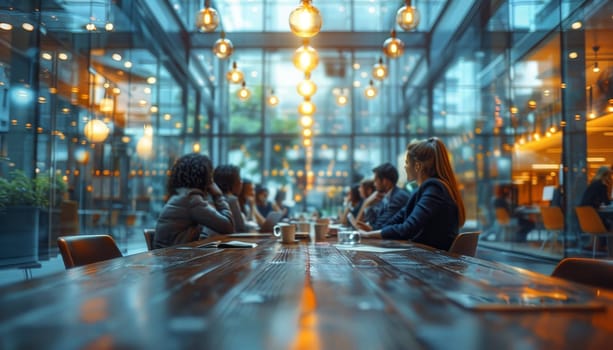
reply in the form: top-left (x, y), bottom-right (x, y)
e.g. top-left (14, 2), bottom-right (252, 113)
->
top-left (314, 223), bottom-right (329, 241)
top-left (295, 221), bottom-right (311, 236)
top-left (274, 223), bottom-right (296, 243)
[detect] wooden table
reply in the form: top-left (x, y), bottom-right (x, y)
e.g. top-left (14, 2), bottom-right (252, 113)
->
top-left (1, 235), bottom-right (612, 349)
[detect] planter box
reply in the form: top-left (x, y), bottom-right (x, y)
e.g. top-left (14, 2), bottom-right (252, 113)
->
top-left (0, 206), bottom-right (40, 267)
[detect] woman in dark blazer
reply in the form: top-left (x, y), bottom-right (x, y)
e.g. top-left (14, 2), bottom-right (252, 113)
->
top-left (360, 137), bottom-right (466, 251)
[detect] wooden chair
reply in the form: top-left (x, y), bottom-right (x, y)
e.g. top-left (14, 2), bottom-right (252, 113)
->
top-left (575, 206), bottom-right (613, 258)
top-left (539, 206), bottom-right (564, 250)
top-left (448, 232), bottom-right (480, 257)
top-left (494, 208), bottom-right (514, 241)
top-left (57, 234), bottom-right (123, 269)
top-left (143, 228), bottom-right (155, 251)
top-left (551, 257), bottom-right (613, 290)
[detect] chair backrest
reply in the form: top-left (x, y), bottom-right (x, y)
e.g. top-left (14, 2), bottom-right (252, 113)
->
top-left (495, 208), bottom-right (511, 225)
top-left (448, 231), bottom-right (480, 257)
top-left (57, 234), bottom-right (123, 269)
top-left (540, 206), bottom-right (564, 231)
top-left (575, 206), bottom-right (608, 234)
top-left (143, 229), bottom-right (155, 251)
top-left (551, 257), bottom-right (613, 290)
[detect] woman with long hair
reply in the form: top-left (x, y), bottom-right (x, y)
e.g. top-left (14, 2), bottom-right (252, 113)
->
top-left (361, 137), bottom-right (466, 250)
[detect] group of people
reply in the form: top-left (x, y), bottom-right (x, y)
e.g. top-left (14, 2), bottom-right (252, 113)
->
top-left (337, 138), bottom-right (465, 250)
top-left (153, 137), bottom-right (467, 252)
top-left (152, 155), bottom-right (290, 249)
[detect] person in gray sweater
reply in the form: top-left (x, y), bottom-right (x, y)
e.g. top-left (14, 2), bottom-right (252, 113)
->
top-left (154, 153), bottom-right (234, 249)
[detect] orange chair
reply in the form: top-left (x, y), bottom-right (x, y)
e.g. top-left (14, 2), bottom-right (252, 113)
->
top-left (539, 206), bottom-right (564, 250)
top-left (575, 206), bottom-right (613, 258)
top-left (448, 232), bottom-right (480, 257)
top-left (494, 208), bottom-right (515, 241)
top-left (551, 257), bottom-right (613, 290)
top-left (57, 234), bottom-right (123, 269)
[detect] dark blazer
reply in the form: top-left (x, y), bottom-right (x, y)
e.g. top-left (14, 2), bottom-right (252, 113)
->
top-left (380, 178), bottom-right (460, 251)
top-left (370, 186), bottom-right (411, 230)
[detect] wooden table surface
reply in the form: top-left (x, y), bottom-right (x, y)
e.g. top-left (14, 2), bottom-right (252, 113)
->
top-left (1, 234), bottom-right (612, 349)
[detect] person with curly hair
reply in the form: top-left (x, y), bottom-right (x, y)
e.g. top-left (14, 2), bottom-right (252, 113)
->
top-left (154, 153), bottom-right (234, 249)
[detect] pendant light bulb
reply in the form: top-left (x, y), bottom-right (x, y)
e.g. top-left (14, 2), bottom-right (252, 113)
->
top-left (289, 0), bottom-right (322, 38)
top-left (396, 0), bottom-right (420, 31)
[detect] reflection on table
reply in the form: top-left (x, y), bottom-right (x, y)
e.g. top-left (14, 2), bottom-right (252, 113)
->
top-left (1, 236), bottom-right (612, 349)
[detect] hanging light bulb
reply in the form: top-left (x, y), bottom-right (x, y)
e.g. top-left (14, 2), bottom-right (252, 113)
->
top-left (226, 61), bottom-right (244, 84)
top-left (267, 89), bottom-right (279, 106)
top-left (396, 0), bottom-right (420, 31)
top-left (593, 45), bottom-right (601, 73)
top-left (289, 0), bottom-right (322, 38)
top-left (382, 29), bottom-right (405, 59)
top-left (372, 57), bottom-right (388, 80)
top-left (237, 81), bottom-right (251, 101)
top-left (364, 80), bottom-right (378, 99)
top-left (302, 128), bottom-right (313, 137)
top-left (298, 98), bottom-right (316, 115)
top-left (293, 40), bottom-right (319, 73)
top-left (300, 115), bottom-right (313, 127)
top-left (83, 119), bottom-right (110, 143)
top-left (195, 0), bottom-right (219, 32)
top-left (74, 149), bottom-right (90, 165)
top-left (297, 72), bottom-right (317, 97)
top-left (213, 31), bottom-right (233, 59)
top-left (336, 94), bottom-right (348, 106)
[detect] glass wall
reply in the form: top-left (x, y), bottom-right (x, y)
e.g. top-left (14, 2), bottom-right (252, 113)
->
top-left (2, 0), bottom-right (613, 282)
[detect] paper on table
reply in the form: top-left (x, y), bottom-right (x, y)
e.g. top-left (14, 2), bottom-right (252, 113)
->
top-left (335, 245), bottom-right (409, 253)
top-left (228, 232), bottom-right (272, 237)
top-left (197, 240), bottom-right (258, 249)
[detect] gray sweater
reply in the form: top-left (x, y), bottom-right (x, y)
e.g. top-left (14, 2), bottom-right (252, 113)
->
top-left (154, 188), bottom-right (234, 249)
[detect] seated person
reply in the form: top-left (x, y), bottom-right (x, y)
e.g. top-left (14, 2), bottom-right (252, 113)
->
top-left (580, 166), bottom-right (611, 210)
top-left (339, 184), bottom-right (363, 227)
top-left (154, 153), bottom-right (234, 249)
top-left (214, 164), bottom-right (251, 233)
top-left (353, 162), bottom-right (410, 231)
top-left (274, 188), bottom-right (291, 220)
top-left (255, 184), bottom-right (276, 218)
top-left (238, 178), bottom-right (266, 226)
top-left (360, 137), bottom-right (466, 251)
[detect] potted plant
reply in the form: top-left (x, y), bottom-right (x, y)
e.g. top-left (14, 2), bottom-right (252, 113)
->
top-left (0, 170), bottom-right (67, 266)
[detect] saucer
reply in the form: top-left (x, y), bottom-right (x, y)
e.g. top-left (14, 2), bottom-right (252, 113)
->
top-left (278, 239), bottom-right (299, 244)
